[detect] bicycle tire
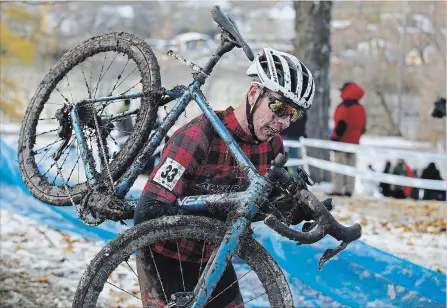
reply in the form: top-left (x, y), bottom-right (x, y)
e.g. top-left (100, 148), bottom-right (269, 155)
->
top-left (73, 216), bottom-right (293, 307)
top-left (18, 32), bottom-right (161, 206)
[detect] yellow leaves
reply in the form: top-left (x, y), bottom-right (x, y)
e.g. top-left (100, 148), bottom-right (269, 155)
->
top-left (0, 3), bottom-right (40, 67)
top-left (62, 234), bottom-right (79, 255)
top-left (0, 95), bottom-right (25, 121)
top-left (64, 241), bottom-right (74, 254)
top-left (131, 289), bottom-right (140, 295)
top-left (35, 277), bottom-right (49, 283)
top-left (20, 273), bottom-right (29, 280)
top-left (336, 216), bottom-right (351, 222)
top-left (360, 218), bottom-right (368, 226)
top-left (1, 4), bottom-right (40, 23)
top-left (393, 218), bottom-right (447, 234)
top-left (406, 241), bottom-right (414, 246)
top-left (0, 23), bottom-right (36, 66)
top-left (109, 288), bottom-right (127, 306)
top-left (0, 3), bottom-right (40, 121)
top-left (15, 244), bottom-right (22, 251)
top-left (423, 204), bottom-right (436, 216)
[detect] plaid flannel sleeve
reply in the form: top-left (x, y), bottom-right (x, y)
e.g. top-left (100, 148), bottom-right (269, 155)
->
top-left (142, 122), bottom-right (212, 204)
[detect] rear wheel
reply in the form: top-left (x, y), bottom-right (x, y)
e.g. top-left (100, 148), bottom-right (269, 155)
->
top-left (18, 32), bottom-right (161, 206)
top-left (73, 216), bottom-right (293, 307)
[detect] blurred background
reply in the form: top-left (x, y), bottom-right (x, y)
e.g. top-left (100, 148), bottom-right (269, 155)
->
top-left (1, 1), bottom-right (445, 139)
top-left (0, 2), bottom-right (446, 306)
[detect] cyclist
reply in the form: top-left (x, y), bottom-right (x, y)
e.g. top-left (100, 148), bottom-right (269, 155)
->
top-left (134, 48), bottom-right (327, 307)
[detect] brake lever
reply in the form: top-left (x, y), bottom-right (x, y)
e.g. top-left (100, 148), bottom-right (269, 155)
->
top-left (318, 241), bottom-right (349, 270)
top-left (297, 167), bottom-right (315, 186)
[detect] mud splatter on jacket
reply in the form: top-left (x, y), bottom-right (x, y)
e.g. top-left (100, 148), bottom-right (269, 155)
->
top-left (141, 106), bottom-right (284, 262)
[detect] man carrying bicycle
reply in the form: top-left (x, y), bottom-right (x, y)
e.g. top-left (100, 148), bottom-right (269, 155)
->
top-left (134, 48), bottom-right (322, 307)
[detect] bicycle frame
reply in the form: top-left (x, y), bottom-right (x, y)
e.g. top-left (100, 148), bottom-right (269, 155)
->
top-left (71, 79), bottom-right (276, 307)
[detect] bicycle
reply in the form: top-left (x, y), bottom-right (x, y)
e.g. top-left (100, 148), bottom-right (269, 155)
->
top-left (18, 5), bottom-right (362, 307)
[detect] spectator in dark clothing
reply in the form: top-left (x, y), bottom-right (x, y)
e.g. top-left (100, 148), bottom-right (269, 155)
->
top-left (330, 81), bottom-right (367, 197)
top-left (431, 97), bottom-right (446, 119)
top-left (282, 113), bottom-right (307, 177)
top-left (379, 160), bottom-right (392, 197)
top-left (421, 162), bottom-right (446, 201)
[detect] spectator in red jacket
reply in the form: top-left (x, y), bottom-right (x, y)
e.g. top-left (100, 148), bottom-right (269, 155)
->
top-left (330, 82), bottom-right (367, 197)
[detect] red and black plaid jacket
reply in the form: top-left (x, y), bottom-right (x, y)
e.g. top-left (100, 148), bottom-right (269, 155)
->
top-left (142, 107), bottom-right (284, 263)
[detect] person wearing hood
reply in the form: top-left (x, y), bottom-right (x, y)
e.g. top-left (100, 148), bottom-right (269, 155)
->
top-left (379, 160), bottom-right (392, 197)
top-left (421, 162), bottom-right (445, 201)
top-left (330, 82), bottom-right (366, 197)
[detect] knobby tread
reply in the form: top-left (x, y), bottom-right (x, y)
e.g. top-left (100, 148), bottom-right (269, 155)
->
top-left (73, 216), bottom-right (293, 307)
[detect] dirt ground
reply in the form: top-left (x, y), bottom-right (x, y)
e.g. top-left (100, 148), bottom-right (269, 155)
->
top-left (0, 196), bottom-right (445, 307)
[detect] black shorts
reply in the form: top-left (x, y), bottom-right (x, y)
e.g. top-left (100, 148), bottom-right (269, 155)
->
top-left (136, 248), bottom-right (244, 307)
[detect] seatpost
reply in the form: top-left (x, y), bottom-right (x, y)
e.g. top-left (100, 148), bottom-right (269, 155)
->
top-left (200, 40), bottom-right (235, 77)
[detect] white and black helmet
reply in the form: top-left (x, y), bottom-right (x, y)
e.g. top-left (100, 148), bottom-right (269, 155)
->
top-left (246, 48), bottom-right (315, 110)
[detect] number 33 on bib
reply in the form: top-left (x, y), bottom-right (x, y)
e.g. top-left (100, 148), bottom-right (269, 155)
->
top-left (153, 158), bottom-right (186, 191)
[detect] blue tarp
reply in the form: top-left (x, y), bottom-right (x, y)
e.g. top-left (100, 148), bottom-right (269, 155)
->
top-left (1, 138), bottom-right (445, 307)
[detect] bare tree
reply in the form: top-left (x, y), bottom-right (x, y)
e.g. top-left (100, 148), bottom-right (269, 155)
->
top-left (293, 1), bottom-right (333, 182)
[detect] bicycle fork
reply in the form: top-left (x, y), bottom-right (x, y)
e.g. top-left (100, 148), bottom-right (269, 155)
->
top-left (191, 178), bottom-right (273, 307)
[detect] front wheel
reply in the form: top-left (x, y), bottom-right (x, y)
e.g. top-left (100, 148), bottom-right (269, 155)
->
top-left (73, 216), bottom-right (293, 307)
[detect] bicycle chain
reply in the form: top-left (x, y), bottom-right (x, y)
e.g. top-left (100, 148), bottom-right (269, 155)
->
top-left (54, 159), bottom-right (103, 226)
top-left (51, 103), bottom-right (114, 226)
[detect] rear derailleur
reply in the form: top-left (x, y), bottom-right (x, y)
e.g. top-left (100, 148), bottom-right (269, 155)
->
top-left (52, 103), bottom-right (114, 161)
top-left (53, 104), bottom-right (72, 161)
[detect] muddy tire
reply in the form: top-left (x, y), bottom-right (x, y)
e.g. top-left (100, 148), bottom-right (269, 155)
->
top-left (73, 216), bottom-right (293, 307)
top-left (18, 32), bottom-right (161, 206)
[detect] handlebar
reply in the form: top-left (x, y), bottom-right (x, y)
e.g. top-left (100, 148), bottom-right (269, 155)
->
top-left (263, 154), bottom-right (362, 270)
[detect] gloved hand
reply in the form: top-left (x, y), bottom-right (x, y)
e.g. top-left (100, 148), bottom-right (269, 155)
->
top-left (288, 196), bottom-right (334, 226)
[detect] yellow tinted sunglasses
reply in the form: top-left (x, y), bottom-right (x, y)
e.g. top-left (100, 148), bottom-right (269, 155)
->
top-left (265, 93), bottom-right (305, 122)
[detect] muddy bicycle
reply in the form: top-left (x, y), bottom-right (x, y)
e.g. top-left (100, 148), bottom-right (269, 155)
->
top-left (18, 5), bottom-right (362, 307)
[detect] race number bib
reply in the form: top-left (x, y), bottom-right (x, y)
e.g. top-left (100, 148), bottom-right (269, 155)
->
top-left (153, 158), bottom-right (186, 191)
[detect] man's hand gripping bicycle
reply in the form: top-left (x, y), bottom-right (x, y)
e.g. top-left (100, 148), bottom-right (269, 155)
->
top-left (264, 154), bottom-right (362, 270)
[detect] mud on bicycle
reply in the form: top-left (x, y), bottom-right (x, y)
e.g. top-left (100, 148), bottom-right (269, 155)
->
top-left (18, 5), bottom-right (362, 307)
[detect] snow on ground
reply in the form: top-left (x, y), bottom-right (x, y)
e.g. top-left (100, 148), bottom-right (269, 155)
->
top-left (0, 209), bottom-right (270, 307)
top-left (316, 193), bottom-right (447, 274)
top-left (0, 209), bottom-right (141, 307)
top-left (1, 194), bottom-right (445, 306)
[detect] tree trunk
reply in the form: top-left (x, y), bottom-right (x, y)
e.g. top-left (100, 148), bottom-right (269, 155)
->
top-left (293, 1), bottom-right (332, 183)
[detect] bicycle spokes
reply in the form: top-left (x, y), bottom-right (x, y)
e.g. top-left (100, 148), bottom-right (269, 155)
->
top-left (96, 239), bottom-right (270, 307)
top-left (29, 49), bottom-right (146, 196)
